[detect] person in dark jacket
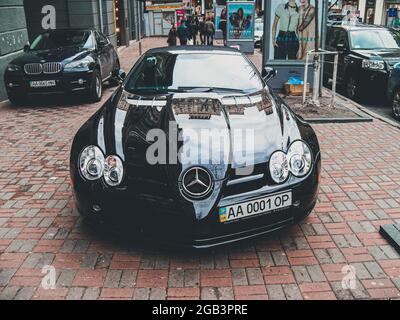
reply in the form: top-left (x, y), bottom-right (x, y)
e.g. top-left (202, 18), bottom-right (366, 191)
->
top-left (219, 8), bottom-right (227, 46)
top-left (167, 24), bottom-right (178, 46)
top-left (185, 18), bottom-right (194, 44)
top-left (191, 16), bottom-right (199, 45)
top-left (177, 20), bottom-right (190, 45)
top-left (199, 16), bottom-right (207, 45)
top-left (206, 17), bottom-right (216, 46)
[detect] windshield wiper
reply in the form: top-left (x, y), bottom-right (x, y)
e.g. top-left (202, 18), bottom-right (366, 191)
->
top-left (128, 88), bottom-right (185, 95)
top-left (176, 86), bottom-right (246, 93)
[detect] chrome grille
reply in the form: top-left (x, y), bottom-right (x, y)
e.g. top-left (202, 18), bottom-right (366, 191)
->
top-left (43, 62), bottom-right (61, 74)
top-left (24, 62), bottom-right (61, 75)
top-left (24, 63), bottom-right (43, 75)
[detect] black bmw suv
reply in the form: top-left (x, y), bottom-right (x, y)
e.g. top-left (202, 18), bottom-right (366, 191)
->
top-left (324, 23), bottom-right (400, 100)
top-left (4, 28), bottom-right (121, 105)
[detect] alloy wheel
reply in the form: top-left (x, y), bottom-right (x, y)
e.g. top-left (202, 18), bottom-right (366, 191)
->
top-left (346, 76), bottom-right (357, 99)
top-left (95, 75), bottom-right (102, 98)
top-left (393, 91), bottom-right (400, 119)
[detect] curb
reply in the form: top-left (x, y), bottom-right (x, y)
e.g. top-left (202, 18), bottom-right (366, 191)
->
top-left (304, 117), bottom-right (372, 123)
top-left (0, 99), bottom-right (10, 108)
top-left (331, 90), bottom-right (400, 130)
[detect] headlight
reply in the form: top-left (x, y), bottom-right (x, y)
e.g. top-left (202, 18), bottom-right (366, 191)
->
top-left (269, 151), bottom-right (289, 183)
top-left (287, 141), bottom-right (312, 177)
top-left (7, 64), bottom-right (21, 72)
top-left (362, 59), bottom-right (385, 70)
top-left (103, 155), bottom-right (124, 186)
top-left (64, 57), bottom-right (93, 71)
top-left (79, 146), bottom-right (105, 180)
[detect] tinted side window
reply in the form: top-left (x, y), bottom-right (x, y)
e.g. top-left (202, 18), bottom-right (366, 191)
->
top-left (327, 28), bottom-right (341, 48)
top-left (326, 28), bottom-right (348, 49)
top-left (337, 30), bottom-right (349, 48)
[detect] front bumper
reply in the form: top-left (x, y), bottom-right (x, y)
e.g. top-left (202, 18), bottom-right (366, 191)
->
top-left (4, 70), bottom-right (93, 97)
top-left (357, 69), bottom-right (388, 93)
top-left (72, 155), bottom-right (321, 248)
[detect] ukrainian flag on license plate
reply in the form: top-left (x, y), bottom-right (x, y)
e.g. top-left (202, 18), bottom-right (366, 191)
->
top-left (219, 207), bottom-right (227, 222)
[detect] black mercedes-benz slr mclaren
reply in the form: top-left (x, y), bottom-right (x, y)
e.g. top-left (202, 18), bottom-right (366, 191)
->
top-left (70, 46), bottom-right (321, 248)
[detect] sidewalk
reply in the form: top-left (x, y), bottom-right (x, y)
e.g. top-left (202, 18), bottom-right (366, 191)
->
top-left (0, 37), bottom-right (399, 300)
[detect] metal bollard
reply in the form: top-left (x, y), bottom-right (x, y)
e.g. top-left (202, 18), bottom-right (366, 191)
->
top-left (139, 41), bottom-right (142, 56)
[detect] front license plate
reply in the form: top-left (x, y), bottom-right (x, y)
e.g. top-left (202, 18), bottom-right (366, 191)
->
top-left (30, 80), bottom-right (56, 88)
top-left (219, 191), bottom-right (292, 223)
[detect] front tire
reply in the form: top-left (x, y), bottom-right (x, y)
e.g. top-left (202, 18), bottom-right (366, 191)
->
top-left (345, 74), bottom-right (360, 101)
top-left (88, 70), bottom-right (102, 102)
top-left (392, 88), bottom-right (400, 120)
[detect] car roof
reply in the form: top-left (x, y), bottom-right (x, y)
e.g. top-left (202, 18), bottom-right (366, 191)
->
top-left (329, 23), bottom-right (388, 31)
top-left (146, 45), bottom-right (242, 55)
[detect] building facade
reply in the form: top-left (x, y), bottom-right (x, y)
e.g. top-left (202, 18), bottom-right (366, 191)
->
top-left (329, 0), bottom-right (400, 26)
top-left (0, 0), bottom-right (144, 101)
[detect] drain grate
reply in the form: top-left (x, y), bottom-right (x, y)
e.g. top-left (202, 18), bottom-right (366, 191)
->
top-left (380, 224), bottom-right (400, 253)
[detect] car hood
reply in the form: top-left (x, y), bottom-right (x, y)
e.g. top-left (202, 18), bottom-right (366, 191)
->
top-left (10, 47), bottom-right (92, 65)
top-left (352, 48), bottom-right (400, 61)
top-left (88, 88), bottom-right (313, 220)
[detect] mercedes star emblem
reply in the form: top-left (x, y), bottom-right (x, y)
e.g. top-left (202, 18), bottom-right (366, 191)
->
top-left (181, 167), bottom-right (213, 200)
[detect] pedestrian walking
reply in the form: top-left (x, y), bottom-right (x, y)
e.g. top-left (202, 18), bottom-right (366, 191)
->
top-left (186, 18), bottom-right (194, 45)
top-left (190, 17), bottom-right (199, 45)
top-left (219, 8), bottom-right (227, 46)
top-left (167, 24), bottom-right (178, 46)
top-left (177, 19), bottom-right (190, 46)
top-left (199, 16), bottom-right (207, 45)
top-left (206, 17), bottom-right (215, 46)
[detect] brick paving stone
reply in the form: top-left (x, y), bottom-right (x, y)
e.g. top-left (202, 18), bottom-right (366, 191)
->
top-left (266, 284), bottom-right (285, 300)
top-left (82, 287), bottom-right (100, 300)
top-left (66, 287), bottom-right (85, 300)
top-left (0, 37), bottom-right (400, 300)
top-left (246, 268), bottom-right (264, 285)
top-left (282, 284), bottom-right (303, 300)
top-left (72, 269), bottom-right (106, 287)
top-left (149, 288), bottom-right (167, 300)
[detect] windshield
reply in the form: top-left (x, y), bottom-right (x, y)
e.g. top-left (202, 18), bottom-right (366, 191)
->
top-left (30, 30), bottom-right (94, 51)
top-left (350, 29), bottom-right (400, 50)
top-left (126, 52), bottom-right (264, 94)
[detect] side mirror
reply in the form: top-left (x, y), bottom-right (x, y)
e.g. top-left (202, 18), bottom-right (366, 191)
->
top-left (118, 69), bottom-right (126, 80)
top-left (336, 43), bottom-right (347, 52)
top-left (23, 44), bottom-right (30, 52)
top-left (262, 67), bottom-right (277, 82)
top-left (98, 40), bottom-right (106, 49)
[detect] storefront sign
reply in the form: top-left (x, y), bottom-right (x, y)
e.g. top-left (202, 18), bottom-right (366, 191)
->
top-left (388, 7), bottom-right (398, 17)
top-left (227, 1), bottom-right (255, 41)
top-left (215, 6), bottom-right (227, 31)
top-left (176, 9), bottom-right (185, 26)
top-left (145, 3), bottom-right (183, 11)
top-left (365, 0), bottom-right (376, 23)
top-left (268, 0), bottom-right (323, 61)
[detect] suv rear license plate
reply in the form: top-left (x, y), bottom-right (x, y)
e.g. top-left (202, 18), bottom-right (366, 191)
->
top-left (219, 191), bottom-right (292, 223)
top-left (30, 80), bottom-right (56, 88)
